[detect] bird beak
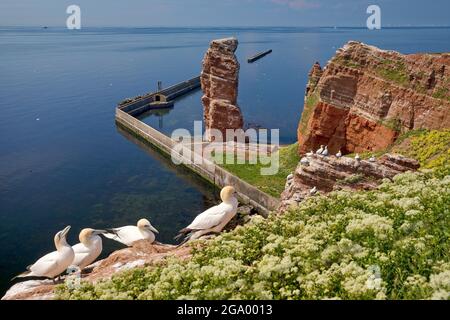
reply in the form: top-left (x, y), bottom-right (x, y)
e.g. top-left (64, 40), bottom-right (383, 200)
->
top-left (93, 229), bottom-right (107, 236)
top-left (149, 225), bottom-right (159, 234)
top-left (61, 225), bottom-right (71, 238)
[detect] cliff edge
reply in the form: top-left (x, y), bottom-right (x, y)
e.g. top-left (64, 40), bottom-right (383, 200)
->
top-left (298, 41), bottom-right (450, 155)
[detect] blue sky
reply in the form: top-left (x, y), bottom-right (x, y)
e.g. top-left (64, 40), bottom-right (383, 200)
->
top-left (1, 0), bottom-right (449, 27)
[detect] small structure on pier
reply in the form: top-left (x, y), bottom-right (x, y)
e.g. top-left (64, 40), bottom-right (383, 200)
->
top-left (118, 76), bottom-right (201, 117)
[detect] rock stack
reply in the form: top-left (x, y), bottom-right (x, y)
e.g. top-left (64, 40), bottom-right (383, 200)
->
top-left (201, 37), bottom-right (244, 141)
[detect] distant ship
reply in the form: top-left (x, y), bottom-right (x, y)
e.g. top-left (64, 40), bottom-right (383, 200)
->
top-left (43, 26), bottom-right (49, 29)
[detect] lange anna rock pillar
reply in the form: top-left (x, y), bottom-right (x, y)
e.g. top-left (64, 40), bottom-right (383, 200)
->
top-left (201, 37), bottom-right (244, 141)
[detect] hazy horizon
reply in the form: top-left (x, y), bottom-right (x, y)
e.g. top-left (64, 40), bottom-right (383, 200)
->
top-left (1, 0), bottom-right (449, 28)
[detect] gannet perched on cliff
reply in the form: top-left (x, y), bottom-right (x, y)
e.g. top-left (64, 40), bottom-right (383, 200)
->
top-left (355, 154), bottom-right (361, 161)
top-left (14, 226), bottom-right (74, 281)
top-left (300, 157), bottom-right (310, 166)
top-left (175, 186), bottom-right (239, 243)
top-left (321, 146), bottom-right (329, 157)
top-left (369, 156), bottom-right (376, 163)
top-left (316, 145), bottom-right (324, 155)
top-left (306, 150), bottom-right (314, 157)
top-left (72, 229), bottom-right (107, 269)
top-left (336, 150), bottom-right (342, 158)
top-left (310, 186), bottom-right (318, 195)
top-left (104, 219), bottom-right (159, 246)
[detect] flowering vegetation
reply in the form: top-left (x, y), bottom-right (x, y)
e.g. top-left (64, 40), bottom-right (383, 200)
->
top-left (57, 169), bottom-right (450, 300)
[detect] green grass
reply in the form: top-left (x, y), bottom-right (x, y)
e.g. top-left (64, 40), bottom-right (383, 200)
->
top-left (376, 60), bottom-right (410, 86)
top-left (433, 87), bottom-right (450, 101)
top-left (215, 143), bottom-right (300, 198)
top-left (298, 92), bottom-right (320, 138)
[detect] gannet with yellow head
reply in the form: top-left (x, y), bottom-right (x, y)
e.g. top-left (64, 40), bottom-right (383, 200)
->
top-left (175, 186), bottom-right (239, 243)
top-left (14, 226), bottom-right (74, 280)
top-left (71, 228), bottom-right (106, 269)
top-left (104, 218), bottom-right (159, 246)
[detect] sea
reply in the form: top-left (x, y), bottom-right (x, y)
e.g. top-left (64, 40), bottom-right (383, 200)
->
top-left (1, 26), bottom-right (449, 295)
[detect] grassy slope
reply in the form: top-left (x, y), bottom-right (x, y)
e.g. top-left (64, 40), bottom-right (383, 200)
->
top-left (217, 143), bottom-right (300, 198)
top-left (57, 130), bottom-right (450, 300)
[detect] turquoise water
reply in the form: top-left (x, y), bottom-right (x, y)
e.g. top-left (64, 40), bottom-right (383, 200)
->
top-left (0, 26), bottom-right (449, 294)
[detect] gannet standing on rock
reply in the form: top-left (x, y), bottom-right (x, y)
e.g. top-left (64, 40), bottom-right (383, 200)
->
top-left (369, 156), bottom-right (376, 163)
top-left (72, 229), bottom-right (107, 269)
top-left (300, 157), bottom-right (310, 166)
top-left (316, 145), bottom-right (324, 155)
top-left (175, 186), bottom-right (239, 243)
top-left (321, 146), bottom-right (329, 157)
top-left (14, 226), bottom-right (74, 281)
top-left (310, 186), bottom-right (318, 195)
top-left (355, 154), bottom-right (361, 161)
top-left (104, 219), bottom-right (159, 246)
top-left (336, 150), bottom-right (342, 158)
top-left (306, 150), bottom-right (314, 157)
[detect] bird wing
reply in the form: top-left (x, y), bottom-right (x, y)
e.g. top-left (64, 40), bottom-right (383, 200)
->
top-left (104, 226), bottom-right (138, 246)
top-left (29, 251), bottom-right (60, 276)
top-left (187, 204), bottom-right (229, 231)
top-left (72, 243), bottom-right (92, 267)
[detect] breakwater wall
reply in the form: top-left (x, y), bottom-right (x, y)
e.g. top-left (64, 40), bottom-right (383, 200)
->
top-left (115, 99), bottom-right (280, 216)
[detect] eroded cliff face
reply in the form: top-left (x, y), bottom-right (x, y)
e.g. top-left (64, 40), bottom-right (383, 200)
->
top-left (201, 38), bottom-right (244, 140)
top-left (298, 41), bottom-right (450, 155)
top-left (280, 153), bottom-right (420, 211)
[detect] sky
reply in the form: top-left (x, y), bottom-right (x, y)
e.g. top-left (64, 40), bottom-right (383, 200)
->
top-left (0, 0), bottom-right (449, 27)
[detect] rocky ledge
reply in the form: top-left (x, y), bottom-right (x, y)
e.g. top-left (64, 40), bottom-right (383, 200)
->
top-left (1, 242), bottom-right (191, 300)
top-left (298, 41), bottom-right (450, 155)
top-left (280, 153), bottom-right (420, 211)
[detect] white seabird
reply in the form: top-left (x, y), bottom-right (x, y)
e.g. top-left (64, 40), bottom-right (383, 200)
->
top-left (355, 154), bottom-right (361, 161)
top-left (14, 226), bottom-right (74, 281)
top-left (300, 157), bottom-right (310, 166)
top-left (316, 145), bottom-right (324, 155)
top-left (104, 219), bottom-right (159, 246)
top-left (306, 150), bottom-right (314, 157)
top-left (369, 156), bottom-right (376, 163)
top-left (336, 150), bottom-right (342, 158)
top-left (310, 186), bottom-right (318, 195)
top-left (175, 186), bottom-right (239, 243)
top-left (321, 146), bottom-right (329, 157)
top-left (72, 228), bottom-right (107, 269)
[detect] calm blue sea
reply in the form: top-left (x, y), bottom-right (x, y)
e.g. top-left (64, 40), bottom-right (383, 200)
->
top-left (0, 26), bottom-right (449, 295)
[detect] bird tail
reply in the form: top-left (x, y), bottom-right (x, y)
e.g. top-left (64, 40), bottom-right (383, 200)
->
top-left (11, 267), bottom-right (32, 281)
top-left (174, 228), bottom-right (193, 246)
top-left (103, 228), bottom-right (119, 240)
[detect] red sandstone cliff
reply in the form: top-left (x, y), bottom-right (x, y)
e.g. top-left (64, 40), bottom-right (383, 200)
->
top-left (298, 41), bottom-right (450, 155)
top-left (201, 38), bottom-right (244, 140)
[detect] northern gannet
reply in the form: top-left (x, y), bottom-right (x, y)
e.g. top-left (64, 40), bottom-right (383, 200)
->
top-left (310, 186), bottom-right (318, 195)
top-left (104, 219), bottom-right (159, 246)
top-left (336, 150), bottom-right (342, 158)
top-left (72, 229), bottom-right (107, 269)
top-left (355, 154), bottom-right (361, 161)
top-left (369, 156), bottom-right (376, 163)
top-left (175, 186), bottom-right (239, 243)
top-left (300, 157), bottom-right (310, 166)
top-left (306, 150), bottom-right (314, 157)
top-left (14, 226), bottom-right (74, 281)
top-left (316, 145), bottom-right (324, 155)
top-left (321, 146), bottom-right (329, 157)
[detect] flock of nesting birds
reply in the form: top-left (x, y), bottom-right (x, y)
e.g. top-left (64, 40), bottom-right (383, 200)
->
top-left (13, 186), bottom-right (239, 282)
top-left (301, 145), bottom-right (377, 196)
